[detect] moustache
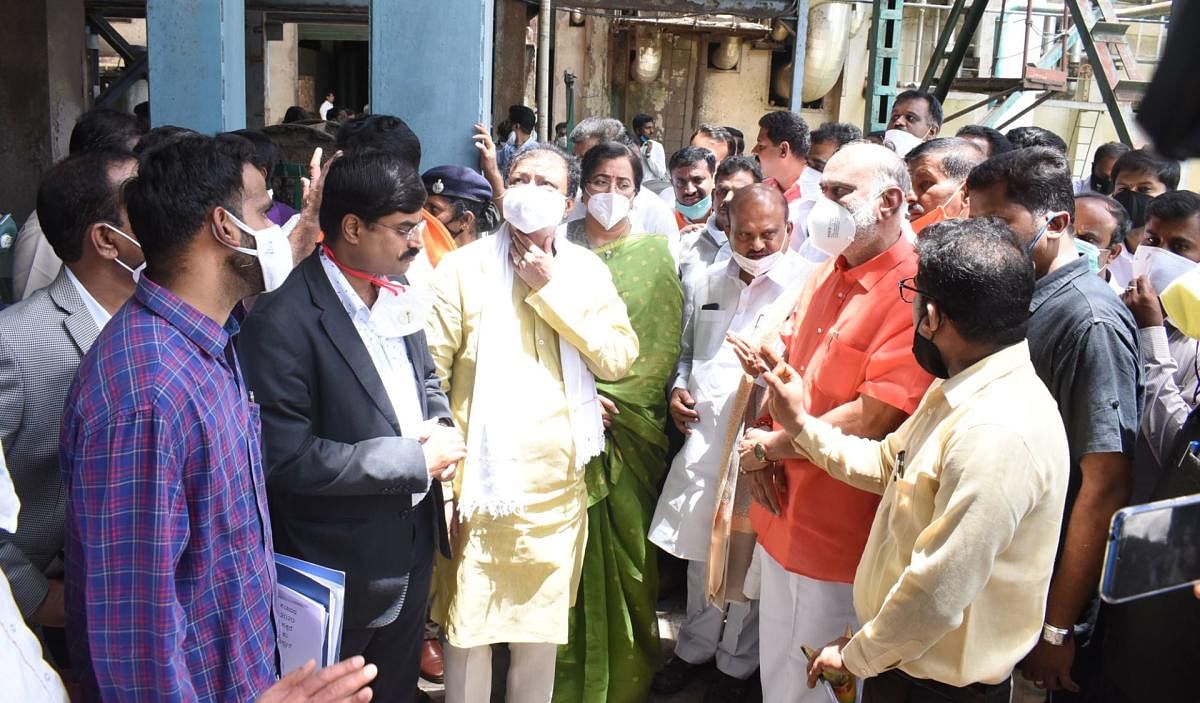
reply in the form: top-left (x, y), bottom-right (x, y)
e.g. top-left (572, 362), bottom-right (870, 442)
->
top-left (400, 248), bottom-right (421, 262)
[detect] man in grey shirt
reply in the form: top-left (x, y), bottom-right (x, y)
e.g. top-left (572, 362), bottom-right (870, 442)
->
top-left (967, 147), bottom-right (1141, 702)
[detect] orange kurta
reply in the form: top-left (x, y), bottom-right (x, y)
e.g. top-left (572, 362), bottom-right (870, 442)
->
top-left (751, 234), bottom-right (933, 583)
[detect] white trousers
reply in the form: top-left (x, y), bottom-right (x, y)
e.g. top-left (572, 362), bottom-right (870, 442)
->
top-left (675, 558), bottom-right (760, 678)
top-left (757, 544), bottom-right (860, 703)
top-left (443, 642), bottom-right (558, 703)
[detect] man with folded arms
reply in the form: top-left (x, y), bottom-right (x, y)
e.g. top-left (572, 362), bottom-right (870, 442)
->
top-left (760, 218), bottom-right (1069, 702)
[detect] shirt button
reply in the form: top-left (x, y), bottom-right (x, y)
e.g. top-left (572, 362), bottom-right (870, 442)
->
top-left (537, 339), bottom-right (546, 347)
top-left (837, 292), bottom-right (845, 299)
top-left (817, 327), bottom-right (823, 333)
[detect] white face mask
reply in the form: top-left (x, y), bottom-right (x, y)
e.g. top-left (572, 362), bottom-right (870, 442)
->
top-left (102, 223), bottom-right (146, 283)
top-left (806, 196), bottom-right (858, 257)
top-left (503, 184), bottom-right (568, 234)
top-left (731, 249), bottom-right (783, 277)
top-left (586, 192), bottom-right (632, 230)
top-left (883, 128), bottom-right (924, 157)
top-left (212, 209), bottom-right (296, 293)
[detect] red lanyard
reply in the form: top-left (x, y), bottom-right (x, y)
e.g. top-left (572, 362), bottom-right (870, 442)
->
top-left (320, 243), bottom-right (405, 296)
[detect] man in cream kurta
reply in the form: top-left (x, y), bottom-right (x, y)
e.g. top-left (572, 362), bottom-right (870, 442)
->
top-left (425, 144), bottom-right (638, 703)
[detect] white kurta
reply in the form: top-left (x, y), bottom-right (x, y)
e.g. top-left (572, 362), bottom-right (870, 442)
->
top-left (648, 253), bottom-right (812, 560)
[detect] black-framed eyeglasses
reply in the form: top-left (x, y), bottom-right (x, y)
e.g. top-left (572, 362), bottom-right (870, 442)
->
top-left (373, 219), bottom-right (426, 240)
top-left (898, 276), bottom-right (934, 304)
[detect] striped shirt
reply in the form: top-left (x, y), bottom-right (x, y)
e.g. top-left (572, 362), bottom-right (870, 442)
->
top-left (61, 277), bottom-right (277, 702)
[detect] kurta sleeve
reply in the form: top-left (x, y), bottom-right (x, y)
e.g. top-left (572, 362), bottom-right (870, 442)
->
top-left (1139, 325), bottom-right (1194, 464)
top-left (838, 425), bottom-right (1044, 678)
top-left (525, 255), bottom-right (639, 382)
top-left (792, 415), bottom-right (898, 496)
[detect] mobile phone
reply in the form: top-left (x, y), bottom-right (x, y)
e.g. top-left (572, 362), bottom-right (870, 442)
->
top-left (1099, 492), bottom-right (1200, 604)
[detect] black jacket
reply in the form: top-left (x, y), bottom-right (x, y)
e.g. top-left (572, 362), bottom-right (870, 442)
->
top-left (237, 252), bottom-right (451, 630)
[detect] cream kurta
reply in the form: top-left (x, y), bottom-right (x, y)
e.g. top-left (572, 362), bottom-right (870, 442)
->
top-left (425, 235), bottom-right (638, 648)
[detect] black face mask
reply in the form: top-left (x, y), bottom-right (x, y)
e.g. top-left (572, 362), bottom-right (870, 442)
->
top-left (1090, 173), bottom-right (1113, 195)
top-left (912, 308), bottom-right (950, 379)
top-left (1115, 189), bottom-right (1154, 230)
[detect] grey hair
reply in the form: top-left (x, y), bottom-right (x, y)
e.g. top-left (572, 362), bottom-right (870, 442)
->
top-left (855, 141), bottom-right (912, 217)
top-left (570, 117), bottom-right (628, 145)
top-left (507, 143), bottom-right (582, 197)
top-left (905, 137), bottom-right (985, 183)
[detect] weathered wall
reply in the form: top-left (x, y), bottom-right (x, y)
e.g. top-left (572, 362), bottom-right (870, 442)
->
top-left (493, 0), bottom-right (531, 124)
top-left (0, 0), bottom-right (86, 221)
top-left (266, 23), bottom-right (299, 126)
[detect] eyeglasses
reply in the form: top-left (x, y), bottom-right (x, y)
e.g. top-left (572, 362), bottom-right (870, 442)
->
top-left (898, 276), bottom-right (934, 303)
top-left (374, 219), bottom-right (426, 240)
top-left (585, 175), bottom-right (636, 195)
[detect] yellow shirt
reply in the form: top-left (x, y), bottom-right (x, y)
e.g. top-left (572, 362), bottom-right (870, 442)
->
top-left (424, 236), bottom-right (638, 648)
top-left (793, 341), bottom-right (1069, 686)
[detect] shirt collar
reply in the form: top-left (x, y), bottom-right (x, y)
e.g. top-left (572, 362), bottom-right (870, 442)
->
top-left (63, 266), bottom-right (112, 329)
top-left (134, 276), bottom-right (236, 360)
top-left (705, 216), bottom-right (728, 247)
top-left (319, 248), bottom-right (373, 325)
top-left (939, 341), bottom-right (1032, 409)
top-left (834, 232), bottom-right (914, 292)
top-left (1030, 256), bottom-right (1090, 314)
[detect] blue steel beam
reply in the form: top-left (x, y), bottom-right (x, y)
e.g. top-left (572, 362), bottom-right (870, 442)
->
top-left (370, 0), bottom-right (494, 169)
top-left (146, 0), bottom-right (246, 133)
top-left (789, 0), bottom-right (810, 112)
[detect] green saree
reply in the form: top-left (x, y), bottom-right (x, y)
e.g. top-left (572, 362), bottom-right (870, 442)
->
top-left (553, 233), bottom-right (684, 703)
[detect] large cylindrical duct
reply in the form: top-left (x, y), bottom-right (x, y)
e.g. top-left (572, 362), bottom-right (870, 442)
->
top-left (710, 36), bottom-right (742, 70)
top-left (631, 26), bottom-right (663, 84)
top-left (772, 0), bottom-right (852, 104)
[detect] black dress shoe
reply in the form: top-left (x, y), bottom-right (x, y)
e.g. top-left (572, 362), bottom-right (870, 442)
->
top-left (651, 655), bottom-right (713, 695)
top-left (703, 668), bottom-right (760, 703)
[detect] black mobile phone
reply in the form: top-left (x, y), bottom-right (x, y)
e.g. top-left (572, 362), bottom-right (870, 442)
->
top-left (1099, 492), bottom-right (1200, 604)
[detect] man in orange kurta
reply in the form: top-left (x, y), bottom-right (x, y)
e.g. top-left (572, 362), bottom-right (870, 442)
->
top-left (736, 143), bottom-right (933, 702)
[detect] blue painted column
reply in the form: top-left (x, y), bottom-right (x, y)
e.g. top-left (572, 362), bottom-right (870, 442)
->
top-left (147, 0), bottom-right (246, 133)
top-left (371, 0), bottom-right (495, 169)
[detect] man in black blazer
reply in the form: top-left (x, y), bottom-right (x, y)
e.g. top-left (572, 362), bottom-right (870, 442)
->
top-left (238, 150), bottom-right (465, 700)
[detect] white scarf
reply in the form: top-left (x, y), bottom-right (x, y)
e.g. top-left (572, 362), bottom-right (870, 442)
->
top-left (458, 225), bottom-right (606, 519)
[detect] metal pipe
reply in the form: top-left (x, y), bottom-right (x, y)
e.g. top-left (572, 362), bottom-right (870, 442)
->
top-left (1116, 1), bottom-right (1172, 18)
top-left (914, 8), bottom-right (925, 83)
top-left (536, 0), bottom-right (551, 143)
top-left (791, 0), bottom-right (810, 110)
top-left (1020, 0), bottom-right (1032, 79)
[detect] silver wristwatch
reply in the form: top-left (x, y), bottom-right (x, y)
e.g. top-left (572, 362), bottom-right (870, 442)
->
top-left (1041, 622), bottom-right (1071, 646)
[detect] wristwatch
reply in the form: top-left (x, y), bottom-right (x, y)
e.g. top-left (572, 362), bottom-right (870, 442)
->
top-left (1041, 622), bottom-right (1071, 646)
top-left (753, 442), bottom-right (769, 463)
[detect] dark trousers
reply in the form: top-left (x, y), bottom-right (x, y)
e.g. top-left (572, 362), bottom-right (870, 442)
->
top-left (863, 669), bottom-right (1011, 703)
top-left (340, 497), bottom-right (435, 702)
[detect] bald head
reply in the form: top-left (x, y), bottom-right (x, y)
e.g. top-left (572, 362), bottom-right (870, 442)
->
top-left (729, 183), bottom-right (788, 225)
top-left (822, 142), bottom-right (910, 259)
top-left (728, 183), bottom-right (791, 264)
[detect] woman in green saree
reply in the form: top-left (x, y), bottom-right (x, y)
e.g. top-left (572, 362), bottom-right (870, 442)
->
top-left (555, 141), bottom-right (684, 702)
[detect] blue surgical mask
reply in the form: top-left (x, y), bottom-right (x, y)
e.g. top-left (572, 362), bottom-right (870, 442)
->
top-left (676, 193), bottom-right (713, 222)
top-left (1074, 237), bottom-right (1101, 273)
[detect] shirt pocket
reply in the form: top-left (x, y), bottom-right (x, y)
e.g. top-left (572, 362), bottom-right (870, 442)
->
top-left (810, 334), bottom-right (868, 402)
top-left (694, 309), bottom-right (730, 361)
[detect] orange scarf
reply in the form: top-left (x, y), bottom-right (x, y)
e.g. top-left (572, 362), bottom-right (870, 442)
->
top-left (422, 209), bottom-right (457, 266)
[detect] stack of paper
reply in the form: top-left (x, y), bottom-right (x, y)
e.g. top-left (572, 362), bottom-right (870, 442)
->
top-left (275, 554), bottom-right (346, 674)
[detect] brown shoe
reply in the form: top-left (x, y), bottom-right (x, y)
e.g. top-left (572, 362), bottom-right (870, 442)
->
top-left (419, 638), bottom-right (445, 684)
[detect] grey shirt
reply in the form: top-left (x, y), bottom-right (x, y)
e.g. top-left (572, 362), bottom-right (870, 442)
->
top-left (1027, 257), bottom-right (1142, 543)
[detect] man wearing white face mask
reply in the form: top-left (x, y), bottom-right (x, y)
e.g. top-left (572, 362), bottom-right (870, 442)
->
top-left (426, 143), bottom-right (639, 703)
top-left (732, 143), bottom-right (934, 703)
top-left (649, 185), bottom-right (806, 698)
top-left (0, 150), bottom-right (140, 662)
top-left (60, 135), bottom-right (378, 702)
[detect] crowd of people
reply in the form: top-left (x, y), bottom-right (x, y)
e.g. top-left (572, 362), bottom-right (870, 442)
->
top-left (1, 86), bottom-right (1197, 703)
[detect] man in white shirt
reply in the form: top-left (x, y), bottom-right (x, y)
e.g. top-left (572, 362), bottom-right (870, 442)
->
top-left (677, 155), bottom-right (761, 289)
top-left (238, 150), bottom-right (465, 701)
top-left (650, 184), bottom-right (813, 699)
top-left (0, 151), bottom-right (141, 662)
top-left (320, 92), bottom-right (336, 121)
top-left (665, 146), bottom-right (718, 234)
top-left (1072, 142), bottom-right (1129, 196)
top-left (751, 111), bottom-right (822, 254)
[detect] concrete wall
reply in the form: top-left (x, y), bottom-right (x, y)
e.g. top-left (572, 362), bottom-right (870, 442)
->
top-left (266, 23), bottom-right (299, 126)
top-left (0, 0), bottom-right (86, 221)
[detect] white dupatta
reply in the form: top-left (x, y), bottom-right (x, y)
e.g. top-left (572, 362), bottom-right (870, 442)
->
top-left (457, 225), bottom-right (606, 519)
